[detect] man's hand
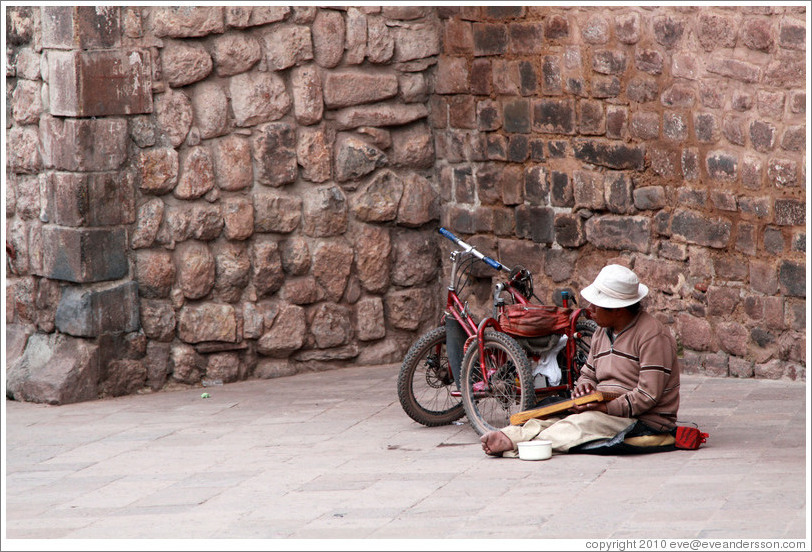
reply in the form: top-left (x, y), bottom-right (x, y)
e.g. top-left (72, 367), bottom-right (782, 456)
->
top-left (570, 400), bottom-right (607, 414)
top-left (570, 382), bottom-right (607, 413)
top-left (572, 382), bottom-right (596, 398)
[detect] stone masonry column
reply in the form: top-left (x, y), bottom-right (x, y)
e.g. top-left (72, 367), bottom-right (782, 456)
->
top-left (8, 7), bottom-right (152, 404)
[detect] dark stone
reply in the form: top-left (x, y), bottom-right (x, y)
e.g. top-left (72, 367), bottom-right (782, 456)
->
top-left (592, 49), bottom-right (627, 75)
top-left (39, 226), bottom-right (129, 283)
top-left (585, 215), bottom-right (650, 253)
top-left (653, 15), bottom-right (684, 47)
top-left (604, 172), bottom-right (634, 214)
top-left (454, 166), bottom-right (475, 203)
top-left (635, 49), bottom-right (663, 74)
top-left (626, 76), bottom-right (659, 103)
top-left (774, 198), bottom-right (805, 226)
top-left (694, 113), bottom-right (719, 143)
top-left (572, 139), bottom-right (645, 170)
top-left (671, 209), bottom-right (731, 248)
top-left (750, 120), bottom-right (776, 152)
top-left (548, 141), bottom-right (568, 158)
top-left (6, 333), bottom-right (100, 405)
top-left (473, 22), bottom-right (508, 56)
top-left (529, 139), bottom-right (545, 161)
top-left (541, 55), bottom-right (561, 95)
top-left (515, 205), bottom-right (555, 244)
top-left (507, 134), bottom-right (529, 162)
top-left (591, 76), bottom-right (621, 98)
top-left (549, 171), bottom-right (572, 207)
top-left (554, 213), bottom-right (586, 247)
top-left (779, 260), bottom-right (805, 297)
top-left (532, 98), bottom-right (575, 134)
top-left (524, 165), bottom-right (548, 204)
top-left (763, 226), bottom-right (785, 255)
top-left (503, 98), bottom-right (531, 133)
top-left (518, 60), bottom-right (537, 95)
top-left (470, 58), bottom-right (492, 95)
top-left (544, 14), bottom-right (569, 40)
top-left (485, 134), bottom-right (507, 160)
top-left (706, 151), bottom-right (738, 181)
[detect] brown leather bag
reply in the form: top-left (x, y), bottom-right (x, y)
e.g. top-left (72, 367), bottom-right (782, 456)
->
top-left (497, 304), bottom-right (572, 337)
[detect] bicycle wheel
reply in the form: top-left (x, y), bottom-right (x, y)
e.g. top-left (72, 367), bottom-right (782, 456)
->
top-left (460, 329), bottom-right (536, 436)
top-left (397, 326), bottom-right (465, 426)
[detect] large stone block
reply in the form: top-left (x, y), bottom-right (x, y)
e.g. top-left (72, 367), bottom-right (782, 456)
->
top-left (355, 224), bottom-right (391, 294)
top-left (41, 6), bottom-right (121, 49)
top-left (585, 215), bottom-right (651, 253)
top-left (515, 205), bottom-right (555, 244)
top-left (312, 9), bottom-right (345, 68)
top-left (152, 6), bottom-right (225, 38)
top-left (162, 40), bottom-right (213, 88)
top-left (774, 198), bottom-right (805, 226)
top-left (398, 173), bottom-right (439, 227)
top-left (39, 226), bottom-right (129, 283)
top-left (178, 303), bottom-right (238, 343)
top-left (291, 65), bottom-right (324, 126)
top-left (778, 260), bottom-right (805, 298)
top-left (573, 139), bottom-right (645, 170)
top-left (331, 102), bottom-right (428, 130)
top-left (6, 332), bottom-right (100, 405)
top-left (55, 281), bottom-right (139, 338)
top-left (334, 134), bottom-right (387, 182)
top-left (474, 22), bottom-right (508, 56)
top-left (43, 171), bottom-right (135, 227)
top-left (253, 122), bottom-right (297, 187)
top-left (40, 115), bottom-right (128, 172)
top-left (313, 241), bottom-right (353, 301)
top-left (257, 304), bottom-right (306, 357)
top-left (211, 33), bottom-right (262, 76)
top-left (385, 287), bottom-right (433, 331)
top-left (47, 50), bottom-right (152, 117)
top-left (554, 213), bottom-right (586, 248)
top-left (532, 98), bottom-right (575, 134)
top-left (262, 25), bottom-right (313, 71)
top-left (391, 231), bottom-right (438, 286)
top-left (254, 190), bottom-right (302, 233)
top-left (229, 72), bottom-right (290, 127)
top-left (7, 126), bottom-right (42, 175)
top-left (323, 70), bottom-right (398, 109)
top-left (671, 208), bottom-right (731, 248)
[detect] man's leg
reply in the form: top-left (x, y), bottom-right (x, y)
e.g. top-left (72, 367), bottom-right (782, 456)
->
top-left (538, 411), bottom-right (635, 452)
top-left (481, 412), bottom-right (635, 456)
top-left (481, 417), bottom-right (560, 456)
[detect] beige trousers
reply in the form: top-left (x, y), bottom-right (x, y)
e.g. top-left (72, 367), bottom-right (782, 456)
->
top-left (500, 411), bottom-right (636, 456)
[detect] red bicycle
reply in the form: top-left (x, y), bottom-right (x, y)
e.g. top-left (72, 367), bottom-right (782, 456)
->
top-left (397, 228), bottom-right (596, 435)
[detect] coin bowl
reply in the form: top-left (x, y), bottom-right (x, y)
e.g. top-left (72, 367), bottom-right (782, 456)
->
top-left (517, 440), bottom-right (552, 461)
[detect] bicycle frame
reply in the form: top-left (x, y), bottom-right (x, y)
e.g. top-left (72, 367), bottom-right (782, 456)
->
top-left (436, 228), bottom-right (591, 400)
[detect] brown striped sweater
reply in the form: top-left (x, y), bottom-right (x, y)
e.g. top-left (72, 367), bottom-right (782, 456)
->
top-left (577, 310), bottom-right (680, 432)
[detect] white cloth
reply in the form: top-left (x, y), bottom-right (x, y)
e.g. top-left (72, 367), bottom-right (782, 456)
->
top-left (532, 334), bottom-right (567, 387)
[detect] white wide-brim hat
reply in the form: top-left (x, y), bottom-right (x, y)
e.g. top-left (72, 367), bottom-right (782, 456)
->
top-left (580, 264), bottom-right (649, 309)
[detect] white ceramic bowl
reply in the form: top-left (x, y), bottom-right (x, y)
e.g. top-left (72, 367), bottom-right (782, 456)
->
top-left (517, 439), bottom-right (552, 461)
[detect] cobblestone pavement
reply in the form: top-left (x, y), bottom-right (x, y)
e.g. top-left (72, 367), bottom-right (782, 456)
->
top-left (3, 363), bottom-right (809, 546)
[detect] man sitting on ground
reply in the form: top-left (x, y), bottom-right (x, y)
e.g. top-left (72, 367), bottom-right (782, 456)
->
top-left (481, 264), bottom-right (681, 457)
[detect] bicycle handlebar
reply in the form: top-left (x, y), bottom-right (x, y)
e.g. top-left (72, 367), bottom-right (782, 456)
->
top-left (438, 227), bottom-right (509, 272)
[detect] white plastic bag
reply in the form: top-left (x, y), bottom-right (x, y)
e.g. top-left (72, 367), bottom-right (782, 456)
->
top-left (533, 334), bottom-right (567, 387)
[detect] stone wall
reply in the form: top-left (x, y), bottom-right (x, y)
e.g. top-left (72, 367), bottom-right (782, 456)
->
top-left (432, 6), bottom-right (806, 381)
top-left (6, 5), bottom-right (445, 403)
top-left (4, 5), bottom-right (806, 404)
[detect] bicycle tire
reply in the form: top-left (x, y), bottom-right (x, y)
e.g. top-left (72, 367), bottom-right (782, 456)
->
top-left (397, 326), bottom-right (465, 426)
top-left (460, 329), bottom-right (535, 436)
top-left (568, 318), bottom-right (597, 383)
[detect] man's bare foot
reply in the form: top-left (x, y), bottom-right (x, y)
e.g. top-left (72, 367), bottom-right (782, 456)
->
top-left (480, 430), bottom-right (514, 456)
